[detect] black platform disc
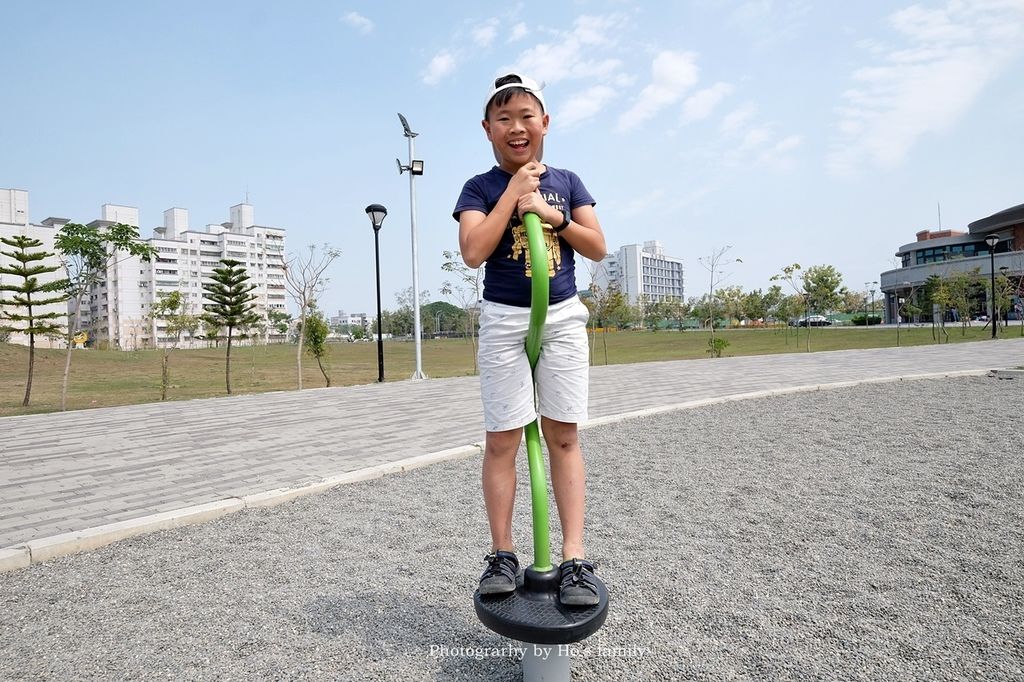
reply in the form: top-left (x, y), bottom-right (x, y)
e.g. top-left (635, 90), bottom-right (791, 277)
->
top-left (474, 567), bottom-right (609, 645)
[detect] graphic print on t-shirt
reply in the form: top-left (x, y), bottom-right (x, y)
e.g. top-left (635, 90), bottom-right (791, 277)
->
top-left (509, 191), bottom-right (567, 279)
top-left (509, 218), bottom-right (562, 279)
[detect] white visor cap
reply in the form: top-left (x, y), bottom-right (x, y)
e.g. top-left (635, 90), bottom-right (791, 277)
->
top-left (484, 73), bottom-right (547, 118)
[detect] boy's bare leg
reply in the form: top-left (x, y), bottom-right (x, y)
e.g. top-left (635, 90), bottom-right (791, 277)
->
top-left (482, 427), bottom-right (523, 552)
top-left (541, 416), bottom-right (586, 561)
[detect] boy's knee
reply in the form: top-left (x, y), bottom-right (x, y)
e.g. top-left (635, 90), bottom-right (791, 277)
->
top-left (541, 418), bottom-right (579, 453)
top-left (485, 429), bottom-right (523, 458)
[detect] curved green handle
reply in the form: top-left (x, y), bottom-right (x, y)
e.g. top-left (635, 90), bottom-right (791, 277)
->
top-left (522, 212), bottom-right (552, 571)
top-left (524, 213), bottom-right (549, 368)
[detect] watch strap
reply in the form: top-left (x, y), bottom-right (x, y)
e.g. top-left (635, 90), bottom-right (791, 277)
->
top-left (553, 208), bottom-right (571, 233)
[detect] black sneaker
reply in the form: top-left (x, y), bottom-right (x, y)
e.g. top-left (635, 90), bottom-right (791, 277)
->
top-left (558, 558), bottom-right (600, 606)
top-left (479, 550), bottom-right (519, 596)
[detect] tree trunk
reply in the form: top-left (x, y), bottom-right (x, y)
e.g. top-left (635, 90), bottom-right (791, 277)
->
top-left (161, 349), bottom-right (170, 400)
top-left (61, 294), bottom-right (84, 412)
top-left (316, 356), bottom-right (330, 387)
top-left (295, 311), bottom-right (305, 390)
top-left (23, 331), bottom-right (34, 406)
top-left (225, 326), bottom-right (233, 395)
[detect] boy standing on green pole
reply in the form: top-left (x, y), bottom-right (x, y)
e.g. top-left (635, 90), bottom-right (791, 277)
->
top-left (453, 73), bottom-right (607, 606)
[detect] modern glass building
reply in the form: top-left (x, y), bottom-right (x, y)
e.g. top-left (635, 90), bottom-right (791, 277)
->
top-left (879, 202), bottom-right (1023, 323)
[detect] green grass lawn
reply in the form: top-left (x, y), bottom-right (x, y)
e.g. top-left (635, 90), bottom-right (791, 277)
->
top-left (0, 323), bottom-right (1014, 417)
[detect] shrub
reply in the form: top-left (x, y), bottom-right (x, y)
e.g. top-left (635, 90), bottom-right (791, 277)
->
top-left (706, 337), bottom-right (730, 358)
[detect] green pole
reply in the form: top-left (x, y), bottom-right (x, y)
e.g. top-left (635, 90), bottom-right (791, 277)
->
top-left (522, 212), bottom-right (552, 572)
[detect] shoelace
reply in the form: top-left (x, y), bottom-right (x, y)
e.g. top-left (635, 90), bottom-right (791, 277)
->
top-left (562, 558), bottom-right (596, 589)
top-left (483, 553), bottom-right (516, 581)
top-left (570, 560), bottom-right (586, 586)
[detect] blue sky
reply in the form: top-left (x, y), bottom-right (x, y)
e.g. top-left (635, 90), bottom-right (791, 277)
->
top-left (3, 1), bottom-right (1023, 316)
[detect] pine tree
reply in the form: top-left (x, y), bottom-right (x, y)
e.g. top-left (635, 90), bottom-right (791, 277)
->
top-left (202, 259), bottom-right (259, 394)
top-left (0, 235), bottom-right (69, 406)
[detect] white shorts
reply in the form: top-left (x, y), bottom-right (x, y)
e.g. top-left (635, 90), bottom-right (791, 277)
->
top-left (477, 296), bottom-right (590, 432)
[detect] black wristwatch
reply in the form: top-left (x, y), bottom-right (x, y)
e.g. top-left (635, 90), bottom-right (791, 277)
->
top-left (553, 208), bottom-right (571, 233)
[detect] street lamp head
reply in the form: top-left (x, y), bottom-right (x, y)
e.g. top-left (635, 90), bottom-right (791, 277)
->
top-left (397, 158), bottom-right (425, 176)
top-left (365, 204), bottom-right (387, 231)
top-left (397, 112), bottom-right (419, 138)
top-left (985, 233), bottom-right (999, 248)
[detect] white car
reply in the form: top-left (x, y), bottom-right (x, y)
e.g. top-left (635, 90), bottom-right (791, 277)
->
top-left (797, 315), bottom-right (832, 327)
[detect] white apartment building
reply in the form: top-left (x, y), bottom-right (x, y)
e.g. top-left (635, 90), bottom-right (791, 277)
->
top-left (591, 240), bottom-right (685, 305)
top-left (87, 201), bottom-right (287, 349)
top-left (0, 188), bottom-right (69, 348)
top-left (330, 311), bottom-right (368, 328)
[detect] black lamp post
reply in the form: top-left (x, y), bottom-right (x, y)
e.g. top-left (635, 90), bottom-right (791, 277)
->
top-left (1000, 265), bottom-right (1010, 330)
top-left (986, 234), bottom-right (998, 339)
top-left (863, 281), bottom-right (870, 326)
top-left (366, 204), bottom-right (388, 382)
top-left (869, 282), bottom-right (877, 325)
top-left (897, 281), bottom-right (910, 347)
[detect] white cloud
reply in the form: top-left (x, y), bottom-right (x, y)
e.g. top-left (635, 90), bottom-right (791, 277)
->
top-left (508, 22), bottom-right (528, 43)
top-left (720, 102), bottom-right (758, 134)
top-left (774, 134), bottom-right (802, 153)
top-left (428, 12), bottom-right (633, 124)
top-left (616, 51), bottom-right (700, 132)
top-left (739, 126), bottom-right (772, 151)
top-left (341, 11), bottom-right (374, 34)
top-left (681, 82), bottom-right (735, 124)
top-left (472, 20), bottom-right (498, 48)
top-left (507, 14), bottom-right (627, 85)
top-left (557, 85), bottom-right (617, 128)
top-left (422, 51), bottom-right (457, 86)
top-left (828, 0), bottom-right (1024, 176)
top-left (729, 0), bottom-right (813, 46)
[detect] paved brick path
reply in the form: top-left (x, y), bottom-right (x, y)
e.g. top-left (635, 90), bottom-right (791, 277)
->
top-left (1, 338), bottom-right (1021, 564)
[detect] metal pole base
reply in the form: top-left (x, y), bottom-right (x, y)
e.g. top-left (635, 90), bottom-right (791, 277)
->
top-left (521, 642), bottom-right (570, 682)
top-left (410, 370), bottom-right (428, 380)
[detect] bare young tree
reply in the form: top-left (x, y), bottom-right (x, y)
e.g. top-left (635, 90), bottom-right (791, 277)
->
top-left (284, 244), bottom-right (341, 390)
top-left (441, 249), bottom-right (482, 372)
top-left (699, 246), bottom-right (742, 357)
top-left (150, 290), bottom-right (199, 400)
top-left (772, 263), bottom-right (812, 352)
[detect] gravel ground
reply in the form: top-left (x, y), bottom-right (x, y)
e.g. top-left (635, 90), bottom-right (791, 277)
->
top-left (1, 376), bottom-right (1022, 681)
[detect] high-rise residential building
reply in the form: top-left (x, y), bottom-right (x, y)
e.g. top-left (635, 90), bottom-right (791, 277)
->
top-left (0, 188), bottom-right (69, 348)
top-left (591, 240), bottom-right (685, 305)
top-left (1, 190), bottom-right (289, 350)
top-left (86, 201), bottom-right (287, 349)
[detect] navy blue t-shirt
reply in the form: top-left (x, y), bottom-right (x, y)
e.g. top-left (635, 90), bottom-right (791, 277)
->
top-left (453, 165), bottom-right (596, 307)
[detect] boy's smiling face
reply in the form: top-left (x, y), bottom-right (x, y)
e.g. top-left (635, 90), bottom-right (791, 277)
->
top-left (482, 91), bottom-right (549, 173)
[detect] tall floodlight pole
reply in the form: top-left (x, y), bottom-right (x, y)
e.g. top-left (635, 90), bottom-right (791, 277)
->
top-left (397, 113), bottom-right (426, 379)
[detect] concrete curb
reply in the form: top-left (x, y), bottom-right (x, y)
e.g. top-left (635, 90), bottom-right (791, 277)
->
top-left (581, 370), bottom-right (988, 430)
top-left (0, 371), bottom-right (990, 573)
top-left (0, 545), bottom-right (31, 572)
top-left (22, 499), bottom-right (246, 565)
top-left (1, 444), bottom-right (486, 573)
